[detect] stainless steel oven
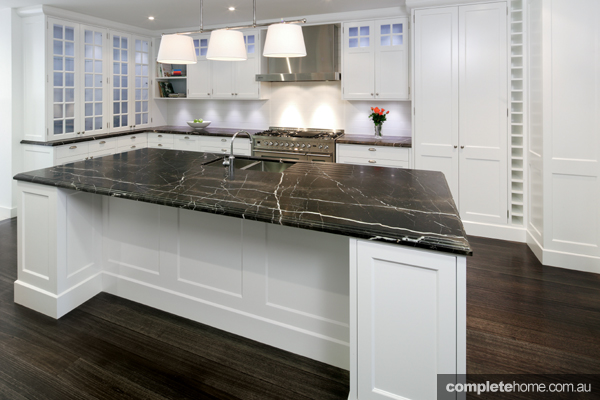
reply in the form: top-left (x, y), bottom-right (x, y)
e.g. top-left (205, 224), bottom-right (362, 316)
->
top-left (251, 127), bottom-right (343, 162)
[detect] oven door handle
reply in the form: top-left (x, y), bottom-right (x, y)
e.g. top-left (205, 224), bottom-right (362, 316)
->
top-left (306, 153), bottom-right (331, 157)
top-left (255, 149), bottom-right (307, 155)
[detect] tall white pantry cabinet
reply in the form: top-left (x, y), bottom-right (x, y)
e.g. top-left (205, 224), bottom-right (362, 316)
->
top-left (413, 2), bottom-right (509, 236)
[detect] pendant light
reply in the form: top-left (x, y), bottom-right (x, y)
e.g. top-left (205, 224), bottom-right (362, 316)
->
top-left (160, 0), bottom-right (306, 63)
top-left (206, 29), bottom-right (247, 61)
top-left (263, 23), bottom-right (306, 58)
top-left (156, 34), bottom-right (197, 64)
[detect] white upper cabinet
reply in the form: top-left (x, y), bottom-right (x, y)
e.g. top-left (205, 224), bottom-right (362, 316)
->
top-left (81, 25), bottom-right (108, 135)
top-left (342, 18), bottom-right (409, 101)
top-left (109, 31), bottom-right (132, 132)
top-left (49, 19), bottom-right (80, 138)
top-left (199, 29), bottom-right (268, 100)
top-left (133, 36), bottom-right (152, 129)
top-left (188, 35), bottom-right (212, 99)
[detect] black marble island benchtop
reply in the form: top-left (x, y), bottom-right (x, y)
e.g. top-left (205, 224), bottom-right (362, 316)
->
top-left (13, 148), bottom-right (471, 255)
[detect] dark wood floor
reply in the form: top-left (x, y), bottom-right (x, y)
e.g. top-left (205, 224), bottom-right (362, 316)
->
top-left (1, 217), bottom-right (599, 399)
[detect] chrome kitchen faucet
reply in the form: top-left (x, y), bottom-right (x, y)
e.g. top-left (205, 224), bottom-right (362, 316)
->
top-left (224, 130), bottom-right (252, 177)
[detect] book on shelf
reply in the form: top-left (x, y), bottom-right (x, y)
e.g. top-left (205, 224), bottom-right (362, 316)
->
top-left (158, 81), bottom-right (175, 98)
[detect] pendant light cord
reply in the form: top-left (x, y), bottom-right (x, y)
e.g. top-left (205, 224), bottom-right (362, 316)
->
top-left (253, 0), bottom-right (256, 28)
top-left (200, 0), bottom-right (204, 32)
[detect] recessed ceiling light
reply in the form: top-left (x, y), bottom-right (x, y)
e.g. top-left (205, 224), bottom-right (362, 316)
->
top-left (148, 16), bottom-right (155, 20)
top-left (228, 7), bottom-right (235, 11)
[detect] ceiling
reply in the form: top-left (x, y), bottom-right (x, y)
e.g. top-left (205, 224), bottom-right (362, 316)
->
top-left (1, 0), bottom-right (404, 31)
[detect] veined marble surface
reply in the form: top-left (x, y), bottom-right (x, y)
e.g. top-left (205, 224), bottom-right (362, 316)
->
top-left (13, 149), bottom-right (471, 255)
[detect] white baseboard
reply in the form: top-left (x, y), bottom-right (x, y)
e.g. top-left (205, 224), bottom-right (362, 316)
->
top-left (103, 272), bottom-right (350, 370)
top-left (14, 273), bottom-right (103, 319)
top-left (0, 205), bottom-right (16, 221)
top-left (463, 220), bottom-right (527, 242)
top-left (526, 230), bottom-right (600, 274)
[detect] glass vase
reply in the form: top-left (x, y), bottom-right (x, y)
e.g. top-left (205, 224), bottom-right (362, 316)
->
top-left (374, 124), bottom-right (382, 137)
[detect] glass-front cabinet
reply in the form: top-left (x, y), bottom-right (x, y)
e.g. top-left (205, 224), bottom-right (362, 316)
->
top-left (45, 17), bottom-right (152, 141)
top-left (342, 17), bottom-right (409, 100)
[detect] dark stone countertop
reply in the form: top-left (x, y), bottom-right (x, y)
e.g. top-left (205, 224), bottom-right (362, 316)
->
top-left (13, 149), bottom-right (471, 256)
top-left (336, 134), bottom-right (412, 147)
top-left (20, 126), bottom-right (263, 147)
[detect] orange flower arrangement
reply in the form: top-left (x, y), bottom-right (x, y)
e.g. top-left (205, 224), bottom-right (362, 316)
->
top-left (369, 107), bottom-right (390, 126)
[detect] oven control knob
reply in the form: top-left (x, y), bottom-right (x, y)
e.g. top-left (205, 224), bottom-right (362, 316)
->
top-left (284, 143), bottom-right (289, 147)
top-left (269, 142), bottom-right (273, 146)
top-left (307, 144), bottom-right (311, 148)
top-left (301, 144), bottom-right (306, 148)
top-left (274, 142), bottom-right (279, 146)
top-left (325, 145), bottom-right (329, 150)
top-left (319, 145), bottom-right (323, 149)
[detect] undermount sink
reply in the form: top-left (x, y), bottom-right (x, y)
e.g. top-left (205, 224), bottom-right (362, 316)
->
top-left (206, 157), bottom-right (295, 173)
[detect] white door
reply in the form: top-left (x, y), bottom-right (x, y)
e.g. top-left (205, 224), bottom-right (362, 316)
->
top-left (458, 2), bottom-right (508, 225)
top-left (235, 31), bottom-right (260, 99)
top-left (132, 36), bottom-right (152, 129)
top-left (414, 7), bottom-right (460, 201)
top-left (357, 240), bottom-right (457, 400)
top-left (375, 18), bottom-right (409, 100)
top-left (188, 35), bottom-right (212, 99)
top-left (48, 18), bottom-right (80, 140)
top-left (342, 21), bottom-right (375, 100)
top-left (109, 31), bottom-right (131, 131)
top-left (80, 25), bottom-right (108, 135)
top-left (211, 60), bottom-right (234, 99)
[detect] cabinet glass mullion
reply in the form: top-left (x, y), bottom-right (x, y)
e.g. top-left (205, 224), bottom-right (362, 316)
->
top-left (52, 22), bottom-right (77, 136)
top-left (112, 33), bottom-right (130, 129)
top-left (83, 28), bottom-right (105, 133)
top-left (134, 38), bottom-right (150, 127)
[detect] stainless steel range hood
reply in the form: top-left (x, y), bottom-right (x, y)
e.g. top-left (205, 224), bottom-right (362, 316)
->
top-left (256, 24), bottom-right (341, 82)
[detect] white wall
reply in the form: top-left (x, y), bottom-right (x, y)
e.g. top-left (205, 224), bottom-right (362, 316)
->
top-left (0, 8), bottom-right (20, 221)
top-left (167, 82), bottom-right (412, 136)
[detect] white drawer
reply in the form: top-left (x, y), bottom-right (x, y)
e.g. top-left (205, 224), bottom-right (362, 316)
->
top-left (117, 143), bottom-right (144, 153)
top-left (58, 153), bottom-right (89, 164)
top-left (200, 136), bottom-right (231, 147)
top-left (89, 149), bottom-right (114, 159)
top-left (88, 137), bottom-right (117, 153)
top-left (148, 143), bottom-right (174, 149)
top-left (202, 146), bottom-right (251, 156)
top-left (56, 142), bottom-right (89, 159)
top-left (117, 134), bottom-right (147, 147)
top-left (148, 133), bottom-right (174, 144)
top-left (337, 144), bottom-right (409, 162)
top-left (338, 156), bottom-right (409, 169)
top-left (174, 136), bottom-right (200, 151)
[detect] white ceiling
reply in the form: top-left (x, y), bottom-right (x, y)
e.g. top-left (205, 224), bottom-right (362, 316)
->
top-left (1, 0), bottom-right (404, 31)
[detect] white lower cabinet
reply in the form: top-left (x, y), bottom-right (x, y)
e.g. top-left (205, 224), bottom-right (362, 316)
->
top-left (337, 144), bottom-right (411, 168)
top-left (174, 135), bottom-right (200, 151)
top-left (354, 240), bottom-right (464, 400)
top-left (148, 133), bottom-right (174, 149)
top-left (199, 136), bottom-right (252, 156)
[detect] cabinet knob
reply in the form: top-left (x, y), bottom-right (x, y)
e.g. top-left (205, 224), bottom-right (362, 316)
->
top-left (454, 145), bottom-right (458, 149)
top-left (369, 160), bottom-right (377, 164)
top-left (371, 93), bottom-right (374, 96)
top-left (221, 139), bottom-right (227, 142)
top-left (81, 131), bottom-right (85, 135)
top-left (69, 146), bottom-right (77, 149)
top-left (184, 137), bottom-right (190, 139)
top-left (461, 145), bottom-right (465, 149)
top-left (376, 93), bottom-right (379, 96)
top-left (131, 136), bottom-right (136, 139)
top-left (232, 93), bottom-right (234, 96)
top-left (207, 93), bottom-right (210, 96)
top-left (222, 149), bottom-right (228, 152)
top-left (368, 148), bottom-right (376, 152)
top-left (158, 144), bottom-right (163, 147)
top-left (90, 156), bottom-right (94, 159)
top-left (158, 135), bottom-right (163, 138)
top-left (100, 141), bottom-right (106, 145)
top-left (131, 146), bottom-right (136, 149)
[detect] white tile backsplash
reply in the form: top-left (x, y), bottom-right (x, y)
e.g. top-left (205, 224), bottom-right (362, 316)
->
top-left (167, 81), bottom-right (412, 136)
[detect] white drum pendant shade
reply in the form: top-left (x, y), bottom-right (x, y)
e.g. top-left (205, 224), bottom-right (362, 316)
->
top-left (157, 34), bottom-right (197, 64)
top-left (206, 29), bottom-right (247, 61)
top-left (263, 23), bottom-right (306, 58)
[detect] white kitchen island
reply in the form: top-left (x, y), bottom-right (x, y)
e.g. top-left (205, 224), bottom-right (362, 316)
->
top-left (14, 149), bottom-right (469, 400)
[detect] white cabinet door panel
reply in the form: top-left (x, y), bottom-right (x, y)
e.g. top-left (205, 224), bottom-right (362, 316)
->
top-left (343, 22), bottom-right (376, 100)
top-left (375, 18), bottom-right (409, 100)
top-left (211, 62), bottom-right (234, 99)
top-left (414, 7), bottom-right (460, 200)
top-left (458, 2), bottom-right (508, 225)
top-left (357, 241), bottom-right (457, 400)
top-left (188, 35), bottom-right (212, 99)
top-left (235, 32), bottom-right (260, 99)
